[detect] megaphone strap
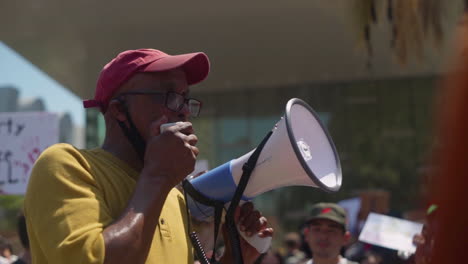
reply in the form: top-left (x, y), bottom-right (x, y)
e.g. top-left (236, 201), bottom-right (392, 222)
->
top-left (225, 131), bottom-right (273, 264)
top-left (226, 130), bottom-right (273, 214)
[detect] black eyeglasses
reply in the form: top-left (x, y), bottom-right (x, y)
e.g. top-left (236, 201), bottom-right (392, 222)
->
top-left (118, 91), bottom-right (202, 117)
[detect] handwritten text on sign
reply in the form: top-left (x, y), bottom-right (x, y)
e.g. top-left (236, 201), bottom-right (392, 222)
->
top-left (0, 112), bottom-right (59, 195)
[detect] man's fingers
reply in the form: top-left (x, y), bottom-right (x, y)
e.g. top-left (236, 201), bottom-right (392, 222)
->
top-left (239, 202), bottom-right (254, 222)
top-left (234, 207), bottom-right (241, 222)
top-left (238, 202), bottom-right (268, 237)
top-left (182, 142), bottom-right (199, 159)
top-left (242, 211), bottom-right (262, 230)
top-left (238, 202), bottom-right (255, 233)
top-left (184, 134), bottom-right (198, 146)
top-left (190, 145), bottom-right (199, 157)
top-left (168, 121), bottom-right (194, 135)
top-left (258, 227), bottom-right (274, 238)
top-left (241, 212), bottom-right (265, 236)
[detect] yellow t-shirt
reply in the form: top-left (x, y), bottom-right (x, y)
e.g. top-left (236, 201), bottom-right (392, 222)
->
top-left (24, 143), bottom-right (193, 264)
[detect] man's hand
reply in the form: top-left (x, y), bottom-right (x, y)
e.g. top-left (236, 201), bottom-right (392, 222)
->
top-left (143, 117), bottom-right (199, 189)
top-left (220, 202), bottom-right (274, 264)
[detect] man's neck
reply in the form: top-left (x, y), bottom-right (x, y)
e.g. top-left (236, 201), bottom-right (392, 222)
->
top-left (102, 135), bottom-right (143, 172)
top-left (313, 255), bottom-right (342, 264)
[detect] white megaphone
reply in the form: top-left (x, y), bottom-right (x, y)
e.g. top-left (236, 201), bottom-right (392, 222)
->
top-left (164, 98), bottom-right (342, 253)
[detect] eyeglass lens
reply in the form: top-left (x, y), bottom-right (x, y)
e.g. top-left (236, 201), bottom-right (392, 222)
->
top-left (166, 93), bottom-right (201, 117)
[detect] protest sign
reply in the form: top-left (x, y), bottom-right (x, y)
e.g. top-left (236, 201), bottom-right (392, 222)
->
top-left (0, 112), bottom-right (59, 195)
top-left (359, 212), bottom-right (423, 253)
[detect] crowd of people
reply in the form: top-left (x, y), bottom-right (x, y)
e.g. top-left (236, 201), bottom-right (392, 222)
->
top-left (0, 201), bottom-right (435, 264)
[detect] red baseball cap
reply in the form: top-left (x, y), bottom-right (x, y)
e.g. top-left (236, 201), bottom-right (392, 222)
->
top-left (83, 49), bottom-right (210, 112)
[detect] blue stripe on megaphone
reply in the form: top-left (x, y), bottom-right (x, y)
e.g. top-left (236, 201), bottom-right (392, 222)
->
top-left (189, 161), bottom-right (251, 203)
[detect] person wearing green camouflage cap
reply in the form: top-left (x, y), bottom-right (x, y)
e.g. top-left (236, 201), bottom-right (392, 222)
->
top-left (303, 203), bottom-right (358, 264)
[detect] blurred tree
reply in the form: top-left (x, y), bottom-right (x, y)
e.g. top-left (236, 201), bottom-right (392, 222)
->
top-left (351, 0), bottom-right (461, 66)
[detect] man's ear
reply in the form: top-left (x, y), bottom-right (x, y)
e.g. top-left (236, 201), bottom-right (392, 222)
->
top-left (107, 99), bottom-right (127, 122)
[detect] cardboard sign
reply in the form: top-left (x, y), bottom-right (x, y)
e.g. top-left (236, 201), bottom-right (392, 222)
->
top-left (0, 112), bottom-right (59, 195)
top-left (359, 212), bottom-right (423, 253)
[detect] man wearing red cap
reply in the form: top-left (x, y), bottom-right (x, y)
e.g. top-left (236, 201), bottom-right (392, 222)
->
top-left (24, 49), bottom-right (272, 264)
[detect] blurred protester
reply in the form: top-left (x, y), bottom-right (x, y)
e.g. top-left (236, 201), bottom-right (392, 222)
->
top-left (346, 243), bottom-right (403, 264)
top-left (303, 203), bottom-right (358, 264)
top-left (12, 213), bottom-right (30, 264)
top-left (403, 204), bottom-right (438, 264)
top-left (360, 251), bottom-right (383, 264)
top-left (283, 232), bottom-right (306, 264)
top-left (0, 236), bottom-right (18, 264)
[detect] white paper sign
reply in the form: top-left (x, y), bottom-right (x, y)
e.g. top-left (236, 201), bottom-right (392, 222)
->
top-left (0, 112), bottom-right (59, 195)
top-left (358, 212), bottom-right (423, 253)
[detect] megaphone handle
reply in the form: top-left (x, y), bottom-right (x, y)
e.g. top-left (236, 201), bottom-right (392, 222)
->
top-left (226, 201), bottom-right (272, 254)
top-left (237, 225), bottom-right (272, 254)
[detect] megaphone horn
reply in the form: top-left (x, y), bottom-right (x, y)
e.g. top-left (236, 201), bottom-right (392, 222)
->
top-left (189, 98), bottom-right (342, 204)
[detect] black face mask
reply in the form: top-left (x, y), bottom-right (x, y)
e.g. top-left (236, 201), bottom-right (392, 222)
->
top-left (116, 98), bottom-right (147, 163)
